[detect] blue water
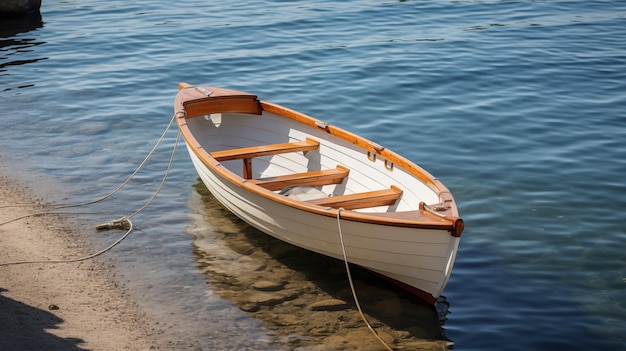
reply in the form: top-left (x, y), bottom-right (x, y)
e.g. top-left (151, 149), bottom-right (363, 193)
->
top-left (2, 1), bottom-right (625, 350)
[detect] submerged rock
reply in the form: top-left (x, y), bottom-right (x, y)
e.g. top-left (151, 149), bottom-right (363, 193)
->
top-left (269, 313), bottom-right (300, 327)
top-left (0, 0), bottom-right (42, 16)
top-left (241, 289), bottom-right (299, 308)
top-left (323, 328), bottom-right (396, 351)
top-left (252, 280), bottom-right (284, 292)
top-left (309, 299), bottom-right (349, 311)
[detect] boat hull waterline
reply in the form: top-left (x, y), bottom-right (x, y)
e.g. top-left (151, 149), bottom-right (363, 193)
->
top-left (174, 83), bottom-right (464, 303)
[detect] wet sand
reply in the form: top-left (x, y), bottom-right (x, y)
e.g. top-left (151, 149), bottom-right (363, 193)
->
top-left (0, 175), bottom-right (164, 350)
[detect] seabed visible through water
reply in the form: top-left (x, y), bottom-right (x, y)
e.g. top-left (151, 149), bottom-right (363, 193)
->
top-left (187, 181), bottom-right (452, 350)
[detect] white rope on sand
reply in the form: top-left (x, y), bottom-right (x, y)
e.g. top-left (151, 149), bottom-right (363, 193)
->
top-left (0, 112), bottom-right (177, 211)
top-left (0, 113), bottom-right (180, 267)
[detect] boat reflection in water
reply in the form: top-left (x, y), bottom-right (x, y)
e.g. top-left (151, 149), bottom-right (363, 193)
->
top-left (186, 180), bottom-right (452, 351)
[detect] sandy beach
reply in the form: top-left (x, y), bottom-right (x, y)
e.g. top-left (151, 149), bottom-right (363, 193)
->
top-left (0, 175), bottom-right (164, 350)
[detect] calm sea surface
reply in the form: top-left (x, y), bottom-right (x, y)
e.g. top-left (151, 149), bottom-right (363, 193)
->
top-left (1, 1), bottom-right (625, 350)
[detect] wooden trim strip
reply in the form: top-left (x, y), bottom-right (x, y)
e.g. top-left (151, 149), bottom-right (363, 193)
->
top-left (249, 165), bottom-right (350, 191)
top-left (260, 102), bottom-right (447, 199)
top-left (308, 185), bottom-right (403, 210)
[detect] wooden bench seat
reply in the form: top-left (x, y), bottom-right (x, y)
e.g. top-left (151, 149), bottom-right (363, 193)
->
top-left (211, 138), bottom-right (319, 161)
top-left (308, 185), bottom-right (403, 210)
top-left (210, 138), bottom-right (319, 179)
top-left (249, 165), bottom-right (350, 191)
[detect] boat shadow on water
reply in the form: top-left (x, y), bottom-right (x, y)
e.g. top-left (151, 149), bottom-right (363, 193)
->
top-left (187, 180), bottom-right (453, 350)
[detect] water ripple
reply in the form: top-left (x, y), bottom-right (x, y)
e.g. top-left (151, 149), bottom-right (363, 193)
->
top-left (1, 0), bottom-right (625, 349)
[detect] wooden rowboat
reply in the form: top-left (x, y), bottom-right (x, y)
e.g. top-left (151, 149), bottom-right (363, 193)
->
top-left (174, 83), bottom-right (464, 304)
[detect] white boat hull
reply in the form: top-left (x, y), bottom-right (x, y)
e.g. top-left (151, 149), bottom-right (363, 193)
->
top-left (175, 83), bottom-right (464, 303)
top-left (188, 146), bottom-right (460, 299)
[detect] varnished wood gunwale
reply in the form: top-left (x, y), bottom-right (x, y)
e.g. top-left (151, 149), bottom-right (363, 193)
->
top-left (174, 83), bottom-right (463, 236)
top-left (259, 102), bottom-right (454, 207)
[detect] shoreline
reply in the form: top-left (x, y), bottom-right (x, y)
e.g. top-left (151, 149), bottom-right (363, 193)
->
top-left (0, 175), bottom-right (165, 350)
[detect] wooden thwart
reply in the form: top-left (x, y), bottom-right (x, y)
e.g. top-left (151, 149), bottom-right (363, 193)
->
top-left (211, 138), bottom-right (320, 179)
top-left (250, 165), bottom-right (350, 191)
top-left (308, 185), bottom-right (403, 210)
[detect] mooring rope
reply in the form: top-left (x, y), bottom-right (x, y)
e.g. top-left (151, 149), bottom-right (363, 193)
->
top-left (0, 114), bottom-right (180, 267)
top-left (336, 208), bottom-right (394, 351)
top-left (0, 220), bottom-right (134, 267)
top-left (0, 112), bottom-right (177, 211)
